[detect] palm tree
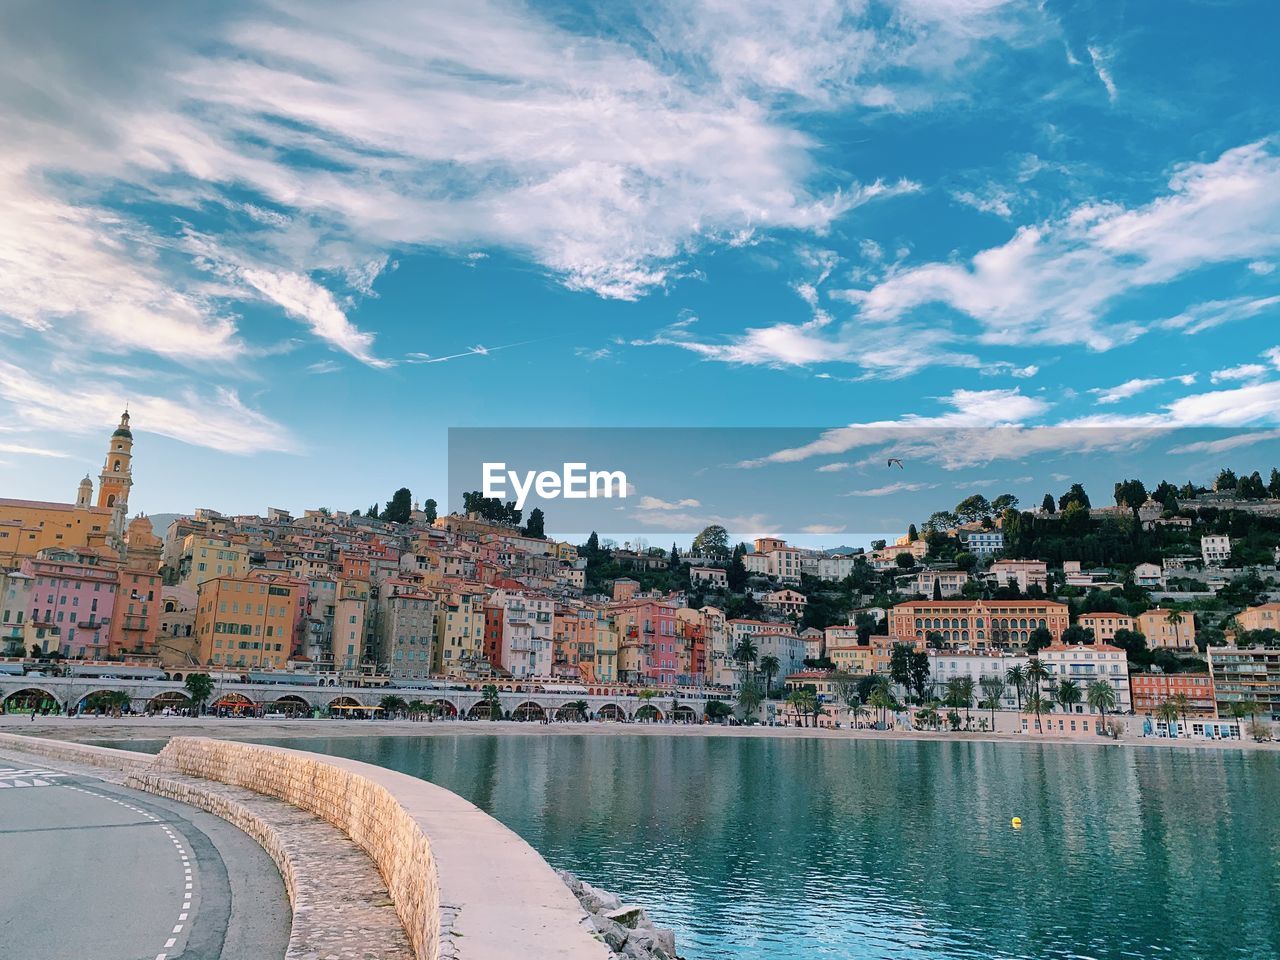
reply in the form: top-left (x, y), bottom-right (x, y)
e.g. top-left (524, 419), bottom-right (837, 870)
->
top-left (407, 699), bottom-right (427, 720)
top-left (379, 694), bottom-right (407, 719)
top-left (956, 676), bottom-right (976, 729)
top-left (758, 655), bottom-right (781, 698)
top-left (733, 637), bottom-right (758, 670)
top-left (1156, 698), bottom-right (1180, 737)
top-left (1229, 698), bottom-right (1260, 728)
top-left (481, 683), bottom-right (502, 720)
top-left (867, 677), bottom-right (895, 728)
top-left (979, 674), bottom-right (1006, 728)
top-left (1086, 679), bottom-right (1116, 728)
top-left (787, 689), bottom-right (817, 727)
top-left (1055, 678), bottom-right (1082, 714)
top-left (1005, 665), bottom-right (1027, 714)
top-left (1025, 691), bottom-right (1051, 733)
top-left (571, 699), bottom-right (590, 722)
top-left (1169, 692), bottom-right (1192, 732)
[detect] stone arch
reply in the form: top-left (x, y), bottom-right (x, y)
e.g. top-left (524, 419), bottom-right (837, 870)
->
top-left (267, 694), bottom-right (311, 716)
top-left (596, 702), bottom-right (625, 721)
top-left (512, 701), bottom-right (545, 722)
top-left (106, 494), bottom-right (116, 507)
top-left (672, 704), bottom-right (698, 724)
top-left (428, 698), bottom-right (458, 718)
top-left (3, 687), bottom-right (59, 712)
top-left (79, 689), bottom-right (130, 712)
top-left (147, 691), bottom-right (192, 713)
top-left (467, 700), bottom-right (497, 720)
top-left (328, 695), bottom-right (361, 711)
top-left (634, 703), bottom-right (664, 722)
top-left (554, 703), bottom-right (586, 721)
top-left (213, 692), bottom-right (255, 714)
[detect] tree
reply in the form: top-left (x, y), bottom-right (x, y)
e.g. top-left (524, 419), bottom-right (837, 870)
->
top-left (1060, 624), bottom-right (1095, 646)
top-left (379, 694), bottom-right (407, 718)
top-left (1059, 484), bottom-right (1091, 511)
top-left (979, 674), bottom-right (1006, 728)
top-left (908, 651), bottom-right (932, 704)
top-left (669, 544), bottom-right (681, 569)
top-left (1269, 468), bottom-right (1280, 499)
top-left (1169, 692), bottom-right (1192, 731)
top-left (955, 494), bottom-right (993, 523)
top-left (1156, 699), bottom-right (1180, 737)
top-left (481, 683), bottom-right (502, 721)
top-left (692, 525), bottom-right (730, 559)
top-left (1055, 678), bottom-right (1082, 713)
top-left (733, 637), bottom-right (758, 671)
top-left (184, 673), bottom-right (214, 712)
top-left (1214, 468), bottom-right (1238, 492)
top-left (1040, 493), bottom-right (1056, 514)
top-left (1026, 626), bottom-right (1054, 654)
top-left (889, 643), bottom-right (913, 692)
top-left (1005, 665), bottom-right (1027, 713)
top-left (759, 655), bottom-right (781, 697)
top-left (704, 700), bottom-right (733, 722)
top-left (1087, 679), bottom-right (1116, 723)
top-left (1025, 657), bottom-right (1049, 704)
top-left (867, 678), bottom-right (896, 728)
top-left (423, 498), bottom-right (438, 524)
top-left (907, 523), bottom-right (919, 541)
top-left (787, 689), bottom-right (817, 727)
top-left (382, 487), bottom-right (413, 524)
top-left (895, 552), bottom-right (916, 569)
top-left (585, 531), bottom-right (600, 557)
top-left (727, 545), bottom-right (748, 592)
top-left (1026, 692), bottom-right (1052, 733)
top-left (1113, 479), bottom-right (1149, 512)
top-left (737, 675), bottom-right (764, 720)
top-left (523, 507), bottom-right (546, 539)
top-left (991, 493), bottom-right (1019, 514)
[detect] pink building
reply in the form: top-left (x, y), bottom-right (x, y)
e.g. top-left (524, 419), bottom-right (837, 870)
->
top-left (22, 548), bottom-right (117, 658)
top-left (612, 599), bottom-right (678, 685)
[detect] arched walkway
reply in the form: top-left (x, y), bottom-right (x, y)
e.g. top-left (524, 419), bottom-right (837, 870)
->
top-left (147, 691), bottom-right (193, 714)
top-left (428, 698), bottom-right (458, 718)
top-left (671, 705), bottom-right (698, 724)
top-left (467, 700), bottom-right (497, 720)
top-left (267, 695), bottom-right (311, 716)
top-left (3, 687), bottom-right (59, 713)
top-left (213, 692), bottom-right (255, 716)
top-left (634, 704), bottom-right (664, 723)
top-left (596, 703), bottom-right (625, 721)
top-left (512, 701), bottom-right (545, 722)
top-left (555, 703), bottom-right (587, 721)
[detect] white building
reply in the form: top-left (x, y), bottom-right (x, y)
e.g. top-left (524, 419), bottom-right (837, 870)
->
top-left (908, 569), bottom-right (970, 598)
top-left (963, 531), bottom-right (1005, 556)
top-left (1201, 535), bottom-right (1232, 566)
top-left (815, 554), bottom-right (858, 581)
top-left (1035, 643), bottom-right (1132, 714)
top-left (1132, 562), bottom-right (1164, 588)
top-left (689, 565), bottom-right (727, 589)
top-left (988, 560), bottom-right (1048, 592)
top-left (928, 651), bottom-right (1028, 710)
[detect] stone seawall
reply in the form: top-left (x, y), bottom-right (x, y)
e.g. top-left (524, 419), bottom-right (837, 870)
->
top-left (0, 733), bottom-right (610, 960)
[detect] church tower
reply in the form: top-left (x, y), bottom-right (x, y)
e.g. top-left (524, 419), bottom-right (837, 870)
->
top-left (76, 474), bottom-right (93, 509)
top-left (98, 410), bottom-right (134, 520)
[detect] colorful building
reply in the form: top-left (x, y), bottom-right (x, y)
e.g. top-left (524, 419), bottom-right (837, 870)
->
top-left (1130, 673), bottom-right (1216, 717)
top-left (891, 599), bottom-right (1070, 649)
top-left (195, 572), bottom-right (301, 670)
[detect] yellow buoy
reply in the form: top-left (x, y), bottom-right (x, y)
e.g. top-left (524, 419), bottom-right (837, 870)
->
top-left (1011, 817), bottom-right (1023, 829)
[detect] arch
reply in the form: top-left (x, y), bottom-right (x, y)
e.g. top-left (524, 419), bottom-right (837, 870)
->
top-left (428, 698), bottom-right (458, 718)
top-left (467, 700), bottom-right (496, 720)
top-left (113, 460), bottom-right (122, 472)
top-left (3, 687), bottom-right (59, 713)
top-left (267, 695), bottom-right (311, 716)
top-left (555, 703), bottom-right (587, 721)
top-left (106, 494), bottom-right (116, 507)
top-left (596, 702), bottom-right (625, 721)
top-left (634, 703), bottom-right (664, 722)
top-left (328, 695), bottom-right (361, 710)
top-left (213, 692), bottom-right (255, 715)
top-left (671, 704), bottom-right (698, 724)
top-left (147, 691), bottom-right (192, 713)
top-left (512, 701), bottom-right (545, 722)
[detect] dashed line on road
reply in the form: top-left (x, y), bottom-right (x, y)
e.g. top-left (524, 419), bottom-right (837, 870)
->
top-left (61, 783), bottom-right (196, 960)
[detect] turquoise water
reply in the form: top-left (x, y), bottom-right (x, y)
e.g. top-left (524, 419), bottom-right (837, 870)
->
top-left (120, 734), bottom-right (1280, 959)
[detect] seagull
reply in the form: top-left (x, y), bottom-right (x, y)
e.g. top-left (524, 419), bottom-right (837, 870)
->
top-left (887, 458), bottom-right (904, 469)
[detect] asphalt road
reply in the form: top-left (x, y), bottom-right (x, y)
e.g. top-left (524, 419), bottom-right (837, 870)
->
top-left (0, 753), bottom-right (290, 960)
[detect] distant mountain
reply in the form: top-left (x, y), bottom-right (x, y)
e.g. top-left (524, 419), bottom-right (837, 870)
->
top-left (142, 512), bottom-right (184, 536)
top-left (826, 545), bottom-right (864, 555)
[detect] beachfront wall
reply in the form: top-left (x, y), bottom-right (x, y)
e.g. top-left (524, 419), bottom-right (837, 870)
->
top-left (0, 732), bottom-right (609, 960)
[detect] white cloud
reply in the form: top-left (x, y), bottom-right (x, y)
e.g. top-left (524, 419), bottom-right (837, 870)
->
top-left (952, 184), bottom-right (1016, 217)
top-left (801, 523), bottom-right (846, 534)
top-left (0, 361), bottom-right (296, 455)
top-left (637, 495), bottom-right (703, 511)
top-left (1211, 364), bottom-right (1268, 384)
top-left (1160, 295), bottom-right (1280, 335)
top-left (1169, 429), bottom-right (1280, 456)
top-left (0, 442), bottom-right (71, 459)
top-left (1086, 45), bottom-right (1117, 103)
top-left (842, 142), bottom-right (1280, 351)
top-left (842, 481), bottom-right (938, 497)
top-left (1090, 375), bottom-right (1195, 405)
top-left (816, 462), bottom-right (851, 473)
top-left (1249, 260), bottom-right (1275, 275)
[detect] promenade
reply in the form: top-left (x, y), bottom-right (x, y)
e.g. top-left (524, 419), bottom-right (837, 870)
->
top-left (0, 749), bottom-right (289, 960)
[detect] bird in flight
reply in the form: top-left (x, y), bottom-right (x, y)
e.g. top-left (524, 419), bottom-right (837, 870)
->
top-left (887, 458), bottom-right (904, 469)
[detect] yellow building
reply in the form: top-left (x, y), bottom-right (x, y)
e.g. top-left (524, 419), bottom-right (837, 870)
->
top-left (1235, 603), bottom-right (1280, 635)
top-left (0, 412), bottom-right (134, 563)
top-left (196, 572), bottom-right (300, 670)
top-left (435, 588), bottom-right (486, 677)
top-left (829, 645), bottom-right (874, 675)
top-left (179, 535), bottom-right (250, 589)
top-left (1135, 607), bottom-right (1196, 650)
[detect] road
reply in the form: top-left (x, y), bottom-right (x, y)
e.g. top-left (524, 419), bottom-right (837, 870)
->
top-left (0, 753), bottom-right (290, 960)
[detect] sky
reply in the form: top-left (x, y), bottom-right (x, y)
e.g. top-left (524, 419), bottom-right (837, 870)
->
top-left (2, 0), bottom-right (1279, 543)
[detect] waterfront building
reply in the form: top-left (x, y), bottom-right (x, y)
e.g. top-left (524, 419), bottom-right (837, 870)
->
top-left (333, 577), bottom-right (371, 671)
top-left (22, 547), bottom-right (118, 658)
top-left (1134, 608), bottom-right (1196, 650)
top-left (828, 643), bottom-right (874, 675)
top-left (195, 571), bottom-right (301, 670)
top-left (891, 599), bottom-right (1069, 649)
top-left (379, 583), bottom-right (437, 680)
top-left (1208, 646), bottom-right (1280, 721)
top-left (1129, 673), bottom-right (1216, 717)
top-left (156, 585), bottom-right (198, 667)
top-left (108, 517), bottom-right (164, 658)
top-left (928, 650), bottom-right (1028, 710)
top-left (1035, 643), bottom-right (1132, 713)
top-left (613, 598), bottom-right (678, 685)
top-left (0, 567), bottom-right (35, 656)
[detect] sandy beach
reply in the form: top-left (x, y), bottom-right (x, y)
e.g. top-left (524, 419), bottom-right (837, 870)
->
top-left (3, 713), bottom-right (1276, 754)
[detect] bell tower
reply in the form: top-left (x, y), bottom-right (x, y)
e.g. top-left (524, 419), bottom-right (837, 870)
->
top-left (98, 410), bottom-right (134, 513)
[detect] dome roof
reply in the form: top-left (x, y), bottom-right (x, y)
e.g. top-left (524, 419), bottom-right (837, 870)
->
top-left (112, 426), bottom-right (133, 439)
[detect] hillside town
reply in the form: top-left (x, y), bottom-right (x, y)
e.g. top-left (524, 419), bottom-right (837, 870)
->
top-left (3, 414), bottom-right (1280, 740)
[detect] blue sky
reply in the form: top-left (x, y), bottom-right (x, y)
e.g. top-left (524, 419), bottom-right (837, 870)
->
top-left (1, 0), bottom-right (1279, 542)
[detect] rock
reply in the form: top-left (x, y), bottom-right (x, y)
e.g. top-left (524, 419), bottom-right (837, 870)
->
top-left (582, 881), bottom-right (622, 912)
top-left (651, 928), bottom-right (677, 956)
top-left (606, 906), bottom-right (650, 929)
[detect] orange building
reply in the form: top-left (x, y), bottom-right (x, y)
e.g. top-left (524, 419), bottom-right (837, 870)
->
top-left (1078, 612), bottom-right (1135, 643)
top-left (891, 599), bottom-right (1069, 649)
top-left (1130, 673), bottom-right (1216, 717)
top-left (196, 572), bottom-right (301, 670)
